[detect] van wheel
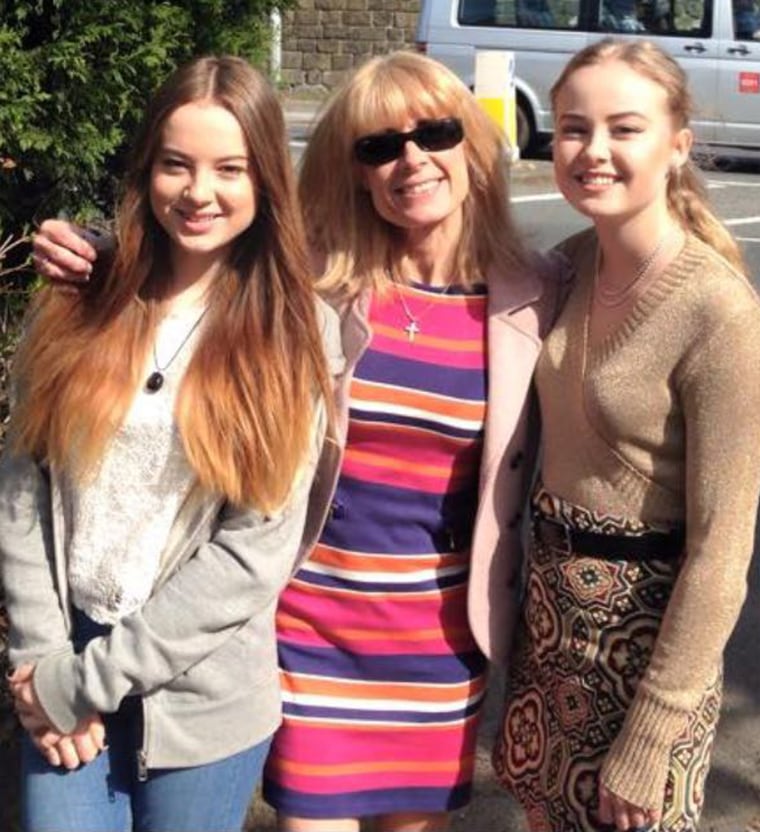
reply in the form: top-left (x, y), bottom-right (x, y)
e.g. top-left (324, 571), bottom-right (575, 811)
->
top-left (516, 100), bottom-right (535, 156)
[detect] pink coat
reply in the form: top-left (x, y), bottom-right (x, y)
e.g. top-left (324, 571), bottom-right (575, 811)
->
top-left (468, 262), bottom-right (562, 666)
top-left (299, 261), bottom-right (565, 668)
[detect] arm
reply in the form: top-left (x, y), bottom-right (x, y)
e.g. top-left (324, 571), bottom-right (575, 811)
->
top-left (10, 664), bottom-right (105, 769)
top-left (0, 452), bottom-right (106, 767)
top-left (31, 401), bottom-right (329, 734)
top-left (0, 451), bottom-right (71, 665)
top-left (600, 303), bottom-right (760, 809)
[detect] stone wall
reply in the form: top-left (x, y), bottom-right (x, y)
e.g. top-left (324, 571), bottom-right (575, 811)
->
top-left (280, 0), bottom-right (422, 90)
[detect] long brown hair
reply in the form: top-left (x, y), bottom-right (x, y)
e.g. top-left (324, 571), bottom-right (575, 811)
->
top-left (13, 56), bottom-right (331, 513)
top-left (299, 50), bottom-right (530, 301)
top-left (550, 38), bottom-right (746, 274)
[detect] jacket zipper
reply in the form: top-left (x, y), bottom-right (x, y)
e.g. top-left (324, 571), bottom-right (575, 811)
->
top-left (137, 748), bottom-right (148, 782)
top-left (136, 696), bottom-right (150, 782)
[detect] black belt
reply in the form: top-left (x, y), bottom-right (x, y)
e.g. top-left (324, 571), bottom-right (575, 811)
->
top-left (533, 515), bottom-right (684, 560)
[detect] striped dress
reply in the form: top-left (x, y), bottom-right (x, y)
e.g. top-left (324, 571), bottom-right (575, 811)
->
top-left (262, 282), bottom-right (489, 818)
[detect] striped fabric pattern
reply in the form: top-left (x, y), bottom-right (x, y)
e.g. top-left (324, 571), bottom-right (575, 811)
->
top-left (263, 283), bottom-right (489, 818)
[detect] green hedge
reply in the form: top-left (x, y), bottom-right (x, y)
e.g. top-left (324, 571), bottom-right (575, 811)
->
top-left (0, 0), bottom-right (297, 235)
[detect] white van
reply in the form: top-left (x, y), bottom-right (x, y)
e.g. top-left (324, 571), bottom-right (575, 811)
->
top-left (416, 0), bottom-right (760, 153)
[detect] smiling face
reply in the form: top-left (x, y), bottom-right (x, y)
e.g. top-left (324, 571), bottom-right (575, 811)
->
top-left (358, 115), bottom-right (470, 245)
top-left (552, 59), bottom-right (692, 227)
top-left (150, 101), bottom-right (257, 278)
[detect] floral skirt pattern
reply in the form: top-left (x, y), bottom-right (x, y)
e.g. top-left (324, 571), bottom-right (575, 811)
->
top-left (493, 486), bottom-right (722, 832)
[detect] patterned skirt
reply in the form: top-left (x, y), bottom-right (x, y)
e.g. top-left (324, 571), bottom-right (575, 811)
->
top-left (493, 486), bottom-right (722, 832)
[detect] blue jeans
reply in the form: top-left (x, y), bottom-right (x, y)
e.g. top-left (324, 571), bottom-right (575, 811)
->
top-left (21, 609), bottom-right (273, 832)
top-left (22, 732), bottom-right (272, 832)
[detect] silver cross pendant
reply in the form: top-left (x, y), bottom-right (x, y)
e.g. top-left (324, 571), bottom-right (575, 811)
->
top-left (404, 319), bottom-right (420, 342)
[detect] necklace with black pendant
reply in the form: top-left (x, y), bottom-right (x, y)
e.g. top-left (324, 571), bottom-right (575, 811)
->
top-left (145, 306), bottom-right (209, 394)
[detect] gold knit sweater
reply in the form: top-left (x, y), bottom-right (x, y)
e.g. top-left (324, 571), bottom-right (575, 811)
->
top-left (538, 228), bottom-right (760, 809)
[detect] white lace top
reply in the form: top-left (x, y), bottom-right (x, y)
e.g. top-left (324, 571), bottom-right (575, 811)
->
top-left (66, 304), bottom-right (207, 624)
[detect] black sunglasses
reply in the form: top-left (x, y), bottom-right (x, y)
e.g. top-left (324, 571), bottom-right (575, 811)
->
top-left (353, 117), bottom-right (465, 167)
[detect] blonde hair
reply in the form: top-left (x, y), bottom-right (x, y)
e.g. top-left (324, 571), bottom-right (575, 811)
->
top-left (299, 50), bottom-right (530, 300)
top-left (550, 38), bottom-right (746, 274)
top-left (13, 56), bottom-right (331, 513)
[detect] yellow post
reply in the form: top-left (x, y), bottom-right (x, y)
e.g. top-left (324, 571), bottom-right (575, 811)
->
top-left (474, 50), bottom-right (518, 162)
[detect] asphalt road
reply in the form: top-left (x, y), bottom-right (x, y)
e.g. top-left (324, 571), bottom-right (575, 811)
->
top-left (510, 151), bottom-right (760, 278)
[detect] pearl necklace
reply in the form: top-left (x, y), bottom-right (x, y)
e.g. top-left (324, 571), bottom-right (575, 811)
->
top-left (595, 230), bottom-right (675, 309)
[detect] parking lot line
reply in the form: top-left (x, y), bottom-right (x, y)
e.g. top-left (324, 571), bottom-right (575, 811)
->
top-left (512, 193), bottom-right (564, 203)
top-left (725, 216), bottom-right (760, 227)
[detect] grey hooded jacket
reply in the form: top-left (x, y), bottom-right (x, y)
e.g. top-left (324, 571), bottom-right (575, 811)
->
top-left (0, 299), bottom-right (345, 772)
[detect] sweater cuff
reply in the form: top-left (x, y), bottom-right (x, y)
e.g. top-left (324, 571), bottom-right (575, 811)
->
top-left (600, 687), bottom-right (688, 809)
top-left (33, 650), bottom-right (92, 734)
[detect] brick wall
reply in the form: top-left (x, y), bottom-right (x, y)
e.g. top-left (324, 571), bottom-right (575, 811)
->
top-left (280, 0), bottom-right (422, 90)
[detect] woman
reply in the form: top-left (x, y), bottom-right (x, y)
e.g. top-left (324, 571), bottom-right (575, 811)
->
top-left (493, 38), bottom-right (760, 832)
top-left (1, 55), bottom-right (341, 832)
top-left (260, 53), bottom-right (569, 832)
top-left (30, 52), bottom-right (568, 832)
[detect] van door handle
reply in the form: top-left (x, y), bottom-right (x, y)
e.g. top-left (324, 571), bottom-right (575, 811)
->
top-left (684, 42), bottom-right (707, 52)
top-left (728, 44), bottom-right (750, 55)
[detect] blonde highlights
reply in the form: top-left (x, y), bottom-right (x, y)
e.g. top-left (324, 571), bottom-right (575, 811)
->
top-left (299, 50), bottom-right (530, 300)
top-left (13, 56), bottom-right (331, 513)
top-left (550, 38), bottom-right (746, 275)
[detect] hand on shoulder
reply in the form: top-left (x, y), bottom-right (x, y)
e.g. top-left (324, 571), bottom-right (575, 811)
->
top-left (536, 246), bottom-right (575, 288)
top-left (32, 219), bottom-right (104, 284)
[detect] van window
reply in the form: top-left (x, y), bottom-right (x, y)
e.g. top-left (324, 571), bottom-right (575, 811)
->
top-left (458, 0), bottom-right (711, 35)
top-left (459, 0), bottom-right (581, 28)
top-left (733, 0), bottom-right (760, 38)
top-left (601, 0), bottom-right (712, 35)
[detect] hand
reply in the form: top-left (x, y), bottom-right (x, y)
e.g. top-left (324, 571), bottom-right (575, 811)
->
top-left (32, 218), bottom-right (97, 284)
top-left (9, 664), bottom-right (106, 769)
top-left (51, 714), bottom-right (107, 769)
top-left (598, 782), bottom-right (662, 830)
top-left (27, 713), bottom-right (106, 769)
top-left (9, 662), bottom-right (51, 730)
